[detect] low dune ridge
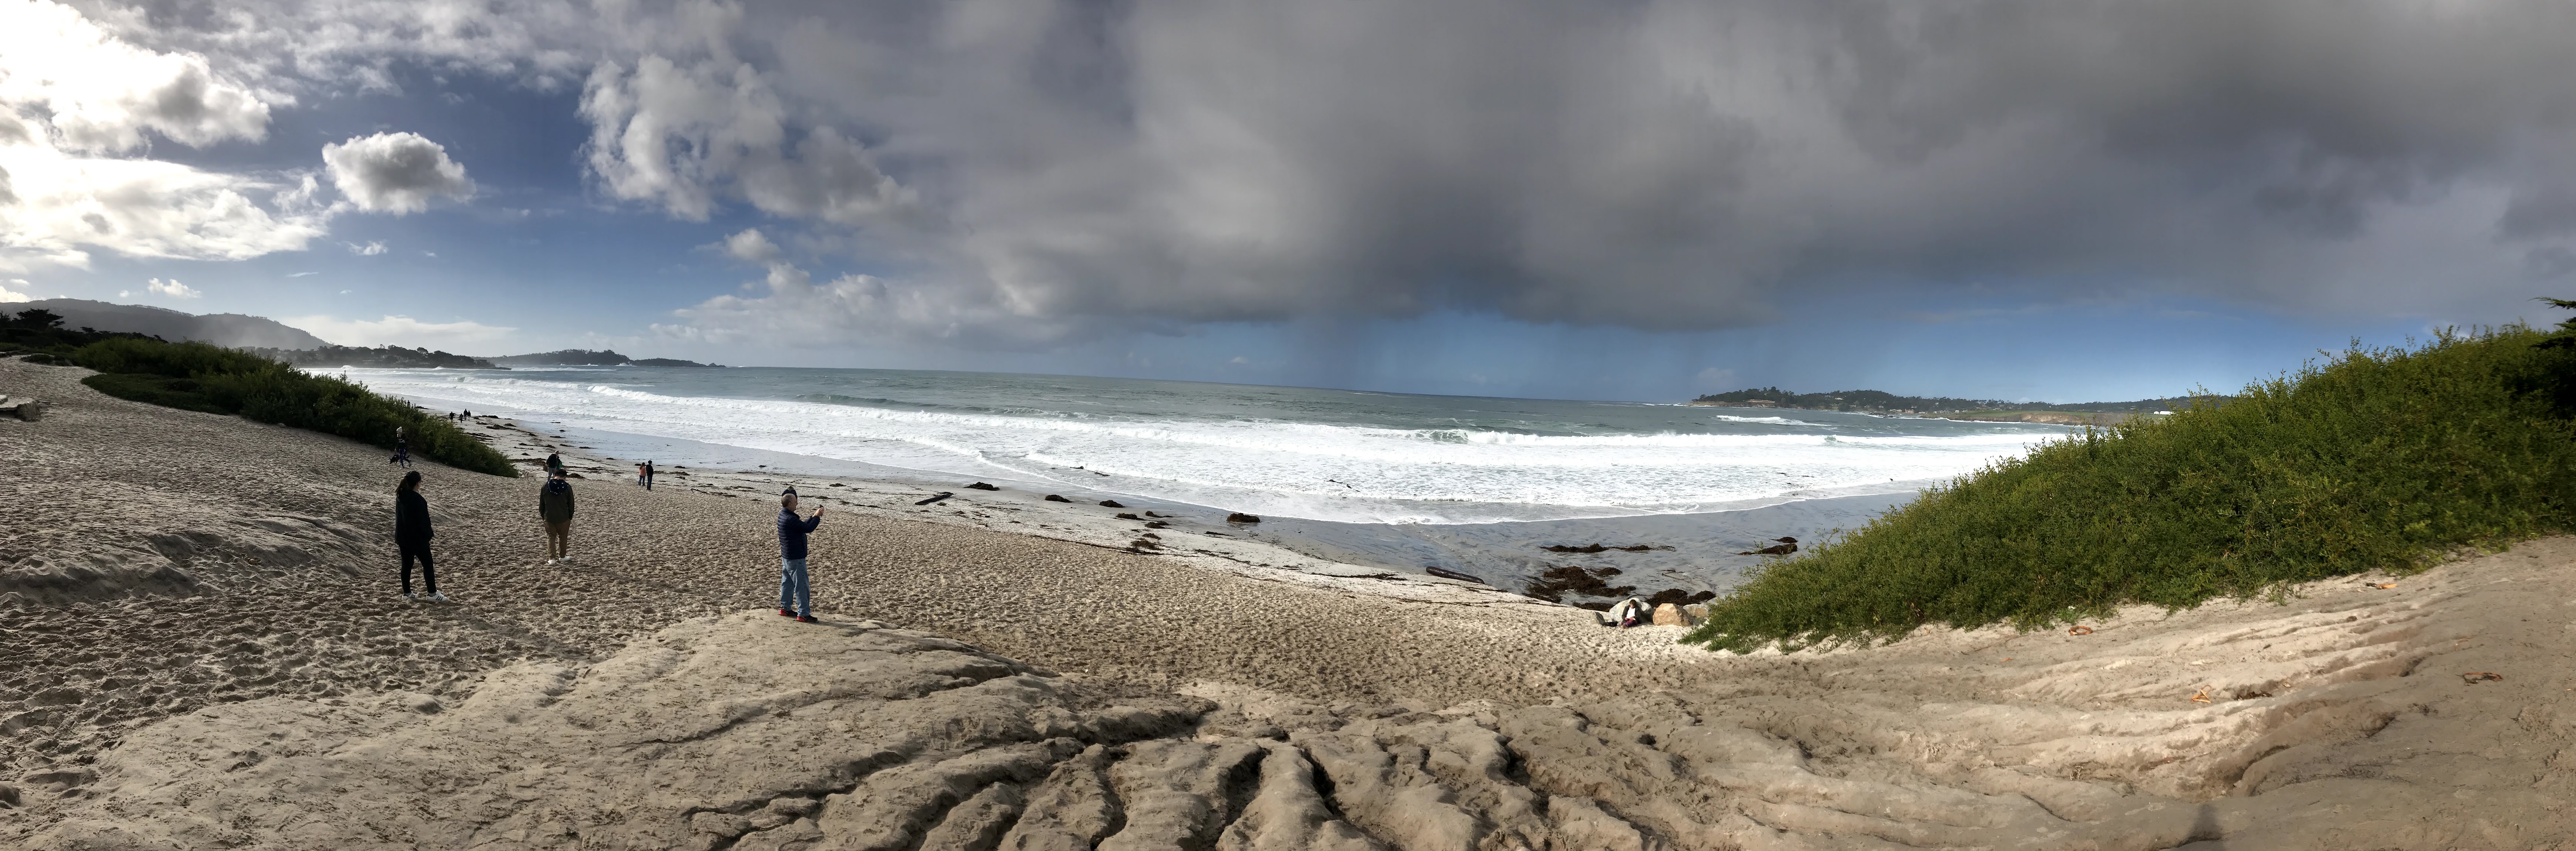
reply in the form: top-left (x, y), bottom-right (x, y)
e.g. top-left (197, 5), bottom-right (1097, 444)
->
top-left (4, 356), bottom-right (2573, 848)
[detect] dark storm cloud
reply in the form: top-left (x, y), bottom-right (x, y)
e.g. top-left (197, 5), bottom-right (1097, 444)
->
top-left (680, 0), bottom-right (2576, 341)
top-left (74, 0), bottom-right (2576, 341)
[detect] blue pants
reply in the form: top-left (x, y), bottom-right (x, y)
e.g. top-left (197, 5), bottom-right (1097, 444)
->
top-left (779, 558), bottom-right (810, 617)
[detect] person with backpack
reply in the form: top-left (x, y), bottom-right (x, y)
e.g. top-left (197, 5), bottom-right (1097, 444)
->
top-left (544, 451), bottom-right (565, 478)
top-left (540, 469), bottom-right (576, 564)
top-left (777, 487), bottom-right (826, 623)
top-left (394, 471), bottom-right (447, 602)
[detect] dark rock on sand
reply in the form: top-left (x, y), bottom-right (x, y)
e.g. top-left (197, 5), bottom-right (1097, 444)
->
top-left (1424, 566), bottom-right (1486, 585)
top-left (1734, 536), bottom-right (1800, 555)
top-left (966, 482), bottom-right (1000, 491)
top-left (1115, 513), bottom-right (1142, 521)
top-left (1045, 494), bottom-right (1072, 503)
top-left (1098, 500), bottom-right (1124, 508)
top-left (1522, 565), bottom-right (1636, 607)
top-left (1644, 588), bottom-right (1717, 607)
top-left (1226, 513), bottom-right (1262, 524)
top-left (1539, 543), bottom-right (1669, 554)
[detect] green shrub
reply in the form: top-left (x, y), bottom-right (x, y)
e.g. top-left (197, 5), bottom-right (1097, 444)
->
top-left (78, 373), bottom-right (227, 414)
top-left (71, 336), bottom-right (273, 378)
top-left (1685, 325), bottom-right (2576, 653)
top-left (72, 339), bottom-right (517, 477)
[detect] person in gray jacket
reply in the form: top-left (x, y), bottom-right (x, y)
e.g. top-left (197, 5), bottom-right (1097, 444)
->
top-left (540, 469), bottom-right (576, 564)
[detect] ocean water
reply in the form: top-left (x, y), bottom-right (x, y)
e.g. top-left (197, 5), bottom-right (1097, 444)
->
top-left (343, 365), bottom-right (2078, 592)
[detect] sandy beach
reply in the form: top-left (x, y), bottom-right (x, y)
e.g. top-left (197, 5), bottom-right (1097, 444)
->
top-left (8, 354), bottom-right (2576, 849)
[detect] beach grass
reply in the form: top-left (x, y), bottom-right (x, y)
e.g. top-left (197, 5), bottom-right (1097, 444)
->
top-left (70, 337), bottom-right (518, 477)
top-left (1686, 323), bottom-right (2576, 653)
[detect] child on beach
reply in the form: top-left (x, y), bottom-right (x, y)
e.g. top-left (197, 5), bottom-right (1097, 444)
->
top-left (394, 471), bottom-right (447, 602)
top-left (636, 462), bottom-right (647, 487)
top-left (777, 487), bottom-right (826, 623)
top-left (390, 426), bottom-right (412, 468)
top-left (540, 469), bottom-right (576, 564)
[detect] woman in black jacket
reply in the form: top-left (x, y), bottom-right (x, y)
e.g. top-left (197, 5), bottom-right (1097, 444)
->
top-left (395, 471), bottom-right (447, 602)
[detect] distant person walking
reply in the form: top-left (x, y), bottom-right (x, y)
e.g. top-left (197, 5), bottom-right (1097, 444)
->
top-left (390, 426), bottom-right (413, 468)
top-left (644, 460), bottom-right (655, 491)
top-left (544, 451), bottom-right (565, 478)
top-left (394, 471), bottom-right (447, 602)
top-left (540, 469), bottom-right (576, 564)
top-left (777, 487), bottom-right (825, 623)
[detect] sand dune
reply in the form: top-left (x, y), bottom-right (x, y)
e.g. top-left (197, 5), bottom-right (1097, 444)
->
top-left (5, 356), bottom-right (2573, 848)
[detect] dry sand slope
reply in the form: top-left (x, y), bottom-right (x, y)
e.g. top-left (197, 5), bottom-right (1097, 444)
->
top-left (6, 356), bottom-right (2576, 849)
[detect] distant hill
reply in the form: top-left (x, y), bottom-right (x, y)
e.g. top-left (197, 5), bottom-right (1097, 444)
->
top-left (491, 348), bottom-right (723, 368)
top-left (1691, 386), bottom-right (2215, 416)
top-left (16, 299), bottom-right (331, 349)
top-left (249, 346), bottom-right (504, 370)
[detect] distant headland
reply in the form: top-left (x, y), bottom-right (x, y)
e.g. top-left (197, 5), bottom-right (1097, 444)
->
top-left (1690, 386), bottom-right (2217, 425)
top-left (490, 349), bottom-right (724, 368)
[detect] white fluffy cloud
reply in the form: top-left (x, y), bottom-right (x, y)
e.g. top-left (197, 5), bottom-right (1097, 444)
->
top-left (0, 278), bottom-right (30, 303)
top-left (0, 146), bottom-right (331, 272)
top-left (0, 0), bottom-right (274, 153)
top-left (581, 54), bottom-right (914, 224)
top-left (322, 132), bottom-right (474, 214)
top-left (722, 228), bottom-right (781, 262)
top-left (0, 0), bottom-right (325, 273)
top-left (145, 277), bottom-right (200, 298)
top-left (281, 314), bottom-right (517, 349)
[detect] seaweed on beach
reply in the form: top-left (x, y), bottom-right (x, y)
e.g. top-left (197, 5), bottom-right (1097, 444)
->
top-left (67, 337), bottom-right (517, 477)
top-left (1523, 565), bottom-right (1714, 611)
top-left (1688, 318), bottom-right (2576, 653)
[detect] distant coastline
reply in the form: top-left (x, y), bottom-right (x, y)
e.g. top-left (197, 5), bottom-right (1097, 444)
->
top-left (1689, 386), bottom-right (2207, 425)
top-left (489, 348), bottom-right (724, 368)
top-left (251, 346), bottom-right (728, 370)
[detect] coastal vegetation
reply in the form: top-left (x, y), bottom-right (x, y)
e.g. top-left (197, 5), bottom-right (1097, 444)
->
top-left (249, 345), bottom-right (504, 370)
top-left (65, 336), bottom-right (518, 477)
top-left (1687, 319), bottom-right (2576, 653)
top-left (1, 307), bottom-right (141, 360)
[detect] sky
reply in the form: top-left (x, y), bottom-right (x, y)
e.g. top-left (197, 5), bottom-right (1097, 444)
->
top-left (3, 0), bottom-right (2574, 403)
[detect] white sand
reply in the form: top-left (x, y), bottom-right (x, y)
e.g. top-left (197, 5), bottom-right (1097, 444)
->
top-left (5, 355), bottom-right (2575, 848)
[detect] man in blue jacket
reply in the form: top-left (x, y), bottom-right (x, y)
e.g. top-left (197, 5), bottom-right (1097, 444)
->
top-left (777, 487), bottom-right (826, 623)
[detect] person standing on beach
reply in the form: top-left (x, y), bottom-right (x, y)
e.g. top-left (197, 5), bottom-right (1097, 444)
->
top-left (644, 460), bottom-right (655, 491)
top-left (636, 461), bottom-right (647, 487)
top-left (390, 426), bottom-right (413, 468)
top-left (777, 487), bottom-right (825, 623)
top-left (394, 471), bottom-right (446, 602)
top-left (545, 450), bottom-right (564, 478)
top-left (540, 469), bottom-right (576, 564)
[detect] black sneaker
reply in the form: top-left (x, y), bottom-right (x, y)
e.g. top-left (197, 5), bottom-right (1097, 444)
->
top-left (796, 615), bottom-right (818, 624)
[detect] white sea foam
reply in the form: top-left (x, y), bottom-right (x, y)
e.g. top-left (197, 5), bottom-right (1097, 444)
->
top-left (352, 370), bottom-right (2067, 524)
